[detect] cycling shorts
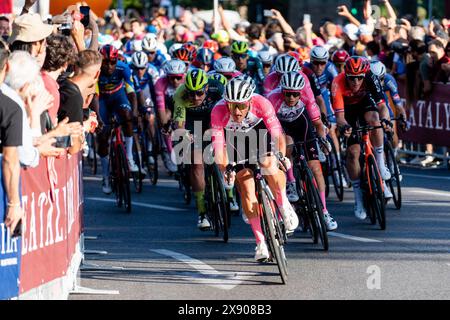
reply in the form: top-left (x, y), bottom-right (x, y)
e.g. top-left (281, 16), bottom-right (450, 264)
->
top-left (343, 96), bottom-right (379, 147)
top-left (99, 89), bottom-right (132, 127)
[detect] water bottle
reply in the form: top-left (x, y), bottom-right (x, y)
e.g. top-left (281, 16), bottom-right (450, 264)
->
top-left (318, 148), bottom-right (327, 163)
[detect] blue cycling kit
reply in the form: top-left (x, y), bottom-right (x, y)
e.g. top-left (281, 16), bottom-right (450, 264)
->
top-left (382, 73), bottom-right (403, 118)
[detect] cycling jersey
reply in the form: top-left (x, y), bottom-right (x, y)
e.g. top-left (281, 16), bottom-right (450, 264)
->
top-left (300, 68), bottom-right (323, 98)
top-left (173, 79), bottom-right (224, 133)
top-left (211, 94), bottom-right (283, 153)
top-left (132, 68), bottom-right (157, 113)
top-left (148, 50), bottom-right (168, 68)
top-left (147, 63), bottom-right (162, 84)
top-left (304, 61), bottom-right (339, 123)
top-left (241, 57), bottom-right (265, 94)
top-left (98, 60), bottom-right (135, 96)
top-left (331, 71), bottom-right (385, 113)
top-left (154, 75), bottom-right (185, 113)
top-left (268, 88), bottom-right (321, 162)
top-left (382, 73), bottom-right (402, 117)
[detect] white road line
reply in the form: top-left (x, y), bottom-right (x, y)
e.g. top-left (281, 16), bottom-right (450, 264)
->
top-left (409, 190), bottom-right (450, 198)
top-left (85, 197), bottom-right (187, 211)
top-left (328, 232), bottom-right (382, 243)
top-left (151, 249), bottom-right (256, 290)
top-left (403, 173), bottom-right (450, 181)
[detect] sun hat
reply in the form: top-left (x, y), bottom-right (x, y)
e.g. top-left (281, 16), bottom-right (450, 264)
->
top-left (343, 23), bottom-right (358, 41)
top-left (9, 13), bottom-right (54, 44)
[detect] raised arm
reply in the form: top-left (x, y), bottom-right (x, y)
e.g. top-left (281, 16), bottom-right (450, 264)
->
top-left (271, 9), bottom-right (295, 36)
top-left (337, 5), bottom-right (361, 27)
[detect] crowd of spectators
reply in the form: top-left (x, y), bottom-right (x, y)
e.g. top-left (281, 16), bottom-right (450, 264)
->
top-left (0, 0), bottom-right (448, 235)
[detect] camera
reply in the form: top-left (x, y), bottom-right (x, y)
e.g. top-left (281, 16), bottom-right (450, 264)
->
top-left (54, 136), bottom-right (72, 148)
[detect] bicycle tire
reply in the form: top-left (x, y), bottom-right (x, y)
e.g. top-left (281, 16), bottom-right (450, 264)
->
top-left (305, 168), bottom-right (329, 251)
top-left (294, 164), bottom-right (315, 242)
top-left (385, 142), bottom-right (402, 209)
top-left (328, 135), bottom-right (344, 201)
top-left (260, 187), bottom-right (288, 284)
top-left (132, 136), bottom-right (143, 193)
top-left (212, 164), bottom-right (229, 243)
top-left (367, 155), bottom-right (386, 230)
top-left (110, 143), bottom-right (122, 208)
top-left (117, 145), bottom-right (132, 213)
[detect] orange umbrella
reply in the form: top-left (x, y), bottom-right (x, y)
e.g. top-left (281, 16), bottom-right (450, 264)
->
top-left (50, 0), bottom-right (113, 17)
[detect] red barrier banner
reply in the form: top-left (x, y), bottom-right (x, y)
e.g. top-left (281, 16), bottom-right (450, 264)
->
top-left (398, 83), bottom-right (450, 147)
top-left (19, 154), bottom-right (83, 295)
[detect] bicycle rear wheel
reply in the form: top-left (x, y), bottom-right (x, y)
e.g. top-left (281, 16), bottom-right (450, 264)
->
top-left (117, 145), bottom-right (132, 213)
top-left (212, 164), bottom-right (229, 242)
top-left (385, 142), bottom-right (402, 209)
top-left (260, 187), bottom-right (288, 284)
top-left (328, 136), bottom-right (344, 201)
top-left (109, 143), bottom-right (122, 208)
top-left (132, 136), bottom-right (143, 193)
top-left (367, 155), bottom-right (385, 230)
top-left (305, 169), bottom-right (329, 251)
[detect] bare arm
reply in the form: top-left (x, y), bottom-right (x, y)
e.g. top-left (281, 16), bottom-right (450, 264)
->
top-left (337, 5), bottom-right (361, 27)
top-left (2, 147), bottom-right (23, 233)
top-left (380, 0), bottom-right (397, 20)
top-left (271, 9), bottom-right (295, 36)
top-left (88, 13), bottom-right (99, 51)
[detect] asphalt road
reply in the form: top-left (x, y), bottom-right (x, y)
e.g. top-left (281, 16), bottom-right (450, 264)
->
top-left (70, 161), bottom-right (450, 300)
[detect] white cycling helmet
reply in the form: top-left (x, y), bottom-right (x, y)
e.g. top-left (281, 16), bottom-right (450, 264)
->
top-left (131, 51), bottom-right (148, 68)
top-left (224, 77), bottom-right (255, 103)
top-left (370, 61), bottom-right (387, 79)
top-left (274, 54), bottom-right (300, 73)
top-left (258, 50), bottom-right (273, 64)
top-left (163, 59), bottom-right (187, 75)
top-left (214, 57), bottom-right (236, 74)
top-left (169, 43), bottom-right (183, 57)
top-left (235, 74), bottom-right (256, 91)
top-left (131, 40), bottom-right (143, 52)
top-left (310, 45), bottom-right (329, 62)
top-left (142, 35), bottom-right (158, 52)
top-left (280, 71), bottom-right (306, 91)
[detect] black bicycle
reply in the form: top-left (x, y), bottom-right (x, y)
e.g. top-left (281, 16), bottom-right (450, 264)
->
top-left (292, 139), bottom-right (329, 251)
top-left (204, 161), bottom-right (231, 243)
top-left (85, 132), bottom-right (97, 175)
top-left (323, 134), bottom-right (345, 202)
top-left (383, 118), bottom-right (403, 210)
top-left (140, 115), bottom-right (163, 186)
top-left (109, 117), bottom-right (132, 213)
top-left (226, 154), bottom-right (288, 284)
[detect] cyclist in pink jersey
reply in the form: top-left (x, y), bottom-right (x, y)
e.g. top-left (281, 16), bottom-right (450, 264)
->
top-left (154, 59), bottom-right (186, 173)
top-left (263, 54), bottom-right (300, 95)
top-left (211, 77), bottom-right (299, 261)
top-left (268, 71), bottom-right (338, 231)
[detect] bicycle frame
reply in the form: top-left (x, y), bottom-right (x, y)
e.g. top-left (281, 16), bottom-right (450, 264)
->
top-left (359, 127), bottom-right (384, 195)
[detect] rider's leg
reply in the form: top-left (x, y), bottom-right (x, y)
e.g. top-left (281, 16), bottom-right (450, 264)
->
top-left (236, 168), bottom-right (264, 244)
top-left (365, 110), bottom-right (390, 179)
top-left (191, 149), bottom-right (206, 217)
top-left (119, 107), bottom-right (135, 162)
top-left (285, 136), bottom-right (295, 184)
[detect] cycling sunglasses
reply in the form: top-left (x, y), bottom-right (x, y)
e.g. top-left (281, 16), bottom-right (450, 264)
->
top-left (169, 75), bottom-right (183, 81)
top-left (282, 90), bottom-right (301, 98)
top-left (312, 60), bottom-right (327, 66)
top-left (187, 88), bottom-right (207, 97)
top-left (232, 53), bottom-right (248, 60)
top-left (227, 102), bottom-right (250, 111)
top-left (346, 75), bottom-right (365, 81)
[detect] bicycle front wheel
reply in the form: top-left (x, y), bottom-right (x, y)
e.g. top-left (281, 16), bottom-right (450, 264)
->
top-left (260, 186), bottom-right (288, 284)
top-left (212, 164), bottom-right (229, 243)
top-left (385, 142), bottom-right (402, 209)
top-left (117, 145), bottom-right (132, 213)
top-left (367, 155), bottom-right (385, 230)
top-left (328, 135), bottom-right (344, 201)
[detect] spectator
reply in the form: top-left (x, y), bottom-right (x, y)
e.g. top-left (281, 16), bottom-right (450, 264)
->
top-left (321, 22), bottom-right (343, 50)
top-left (218, 5), bottom-right (247, 42)
top-left (429, 39), bottom-right (449, 83)
top-left (9, 13), bottom-right (54, 68)
top-left (342, 23), bottom-right (359, 54)
top-left (58, 50), bottom-right (102, 155)
top-left (0, 46), bottom-right (23, 235)
top-left (0, 16), bottom-right (10, 41)
top-left (42, 34), bottom-right (77, 125)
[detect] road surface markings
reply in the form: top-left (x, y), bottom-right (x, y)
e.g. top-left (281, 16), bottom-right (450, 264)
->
top-left (86, 197), bottom-right (187, 211)
top-left (403, 173), bottom-right (450, 181)
top-left (151, 249), bottom-right (257, 290)
top-left (328, 232), bottom-right (382, 243)
top-left (409, 190), bottom-right (450, 198)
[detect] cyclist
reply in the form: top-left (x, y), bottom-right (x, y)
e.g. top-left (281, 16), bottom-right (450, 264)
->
top-left (172, 47), bottom-right (191, 66)
top-left (304, 46), bottom-right (341, 162)
top-left (97, 44), bottom-right (140, 194)
top-left (172, 68), bottom-right (228, 230)
top-left (230, 41), bottom-right (265, 94)
top-left (154, 59), bottom-right (187, 173)
top-left (263, 54), bottom-right (301, 95)
top-left (331, 49), bottom-right (350, 74)
top-left (208, 57), bottom-right (242, 80)
top-left (191, 47), bottom-right (214, 72)
top-left (258, 50), bottom-right (274, 76)
top-left (203, 39), bottom-right (222, 60)
top-left (209, 73), bottom-right (228, 86)
top-left (331, 56), bottom-right (392, 220)
top-left (211, 77), bottom-right (299, 261)
top-left (130, 51), bottom-right (158, 165)
top-left (142, 33), bottom-right (168, 69)
top-left (267, 71), bottom-right (337, 231)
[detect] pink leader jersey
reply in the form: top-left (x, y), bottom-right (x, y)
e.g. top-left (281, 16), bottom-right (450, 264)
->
top-left (267, 86), bottom-right (321, 123)
top-left (211, 94), bottom-right (283, 152)
top-left (154, 75), bottom-right (185, 112)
